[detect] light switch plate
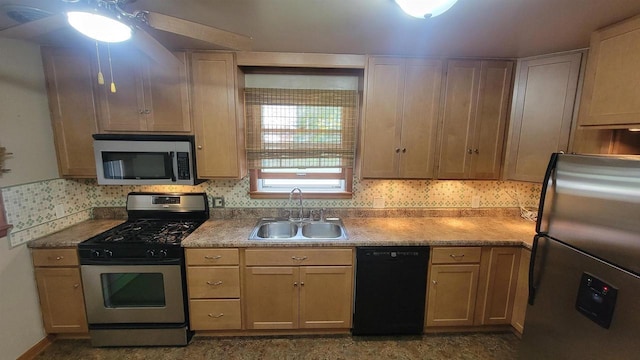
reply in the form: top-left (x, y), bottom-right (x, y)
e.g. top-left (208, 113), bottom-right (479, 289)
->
top-left (373, 197), bottom-right (385, 208)
top-left (54, 204), bottom-right (65, 218)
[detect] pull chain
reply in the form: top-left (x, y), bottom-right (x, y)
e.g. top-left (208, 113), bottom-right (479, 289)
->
top-left (95, 41), bottom-right (104, 85)
top-left (107, 43), bottom-right (116, 93)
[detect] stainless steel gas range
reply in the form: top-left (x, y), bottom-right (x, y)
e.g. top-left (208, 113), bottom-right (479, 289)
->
top-left (78, 192), bottom-right (209, 347)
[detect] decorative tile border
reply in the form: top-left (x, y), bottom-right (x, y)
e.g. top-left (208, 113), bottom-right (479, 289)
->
top-left (1, 177), bottom-right (541, 247)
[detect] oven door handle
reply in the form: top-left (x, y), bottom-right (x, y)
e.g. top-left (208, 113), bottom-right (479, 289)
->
top-left (80, 258), bottom-right (183, 266)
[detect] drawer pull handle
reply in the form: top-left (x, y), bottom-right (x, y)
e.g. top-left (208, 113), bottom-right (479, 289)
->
top-left (54, 256), bottom-right (64, 260)
top-left (208, 313), bottom-right (224, 318)
top-left (206, 280), bottom-right (223, 286)
top-left (449, 254), bottom-right (465, 259)
top-left (204, 255), bottom-right (222, 260)
top-left (291, 256), bottom-right (308, 261)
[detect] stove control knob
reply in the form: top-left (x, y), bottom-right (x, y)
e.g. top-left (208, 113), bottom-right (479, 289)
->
top-left (146, 249), bottom-right (156, 258)
top-left (104, 250), bottom-right (113, 258)
top-left (158, 249), bottom-right (168, 258)
top-left (91, 249), bottom-right (102, 258)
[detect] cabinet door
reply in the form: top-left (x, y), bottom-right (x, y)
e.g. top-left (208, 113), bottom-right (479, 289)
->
top-left (398, 59), bottom-right (443, 178)
top-left (426, 264), bottom-right (479, 327)
top-left (34, 267), bottom-right (88, 333)
top-left (299, 266), bottom-right (353, 329)
top-left (470, 61), bottom-right (512, 179)
top-left (437, 60), bottom-right (480, 179)
top-left (94, 46), bottom-right (146, 132)
top-left (144, 52), bottom-right (191, 132)
top-left (478, 247), bottom-right (521, 325)
top-left (578, 14), bottom-right (640, 127)
top-left (505, 53), bottom-right (582, 182)
top-left (41, 47), bottom-right (98, 178)
top-left (511, 249), bottom-right (531, 334)
top-left (244, 267), bottom-right (299, 329)
top-left (361, 57), bottom-right (405, 178)
top-left (191, 52), bottom-right (245, 178)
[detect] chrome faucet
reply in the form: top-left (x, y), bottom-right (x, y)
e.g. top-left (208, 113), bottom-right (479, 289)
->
top-left (289, 188), bottom-right (304, 221)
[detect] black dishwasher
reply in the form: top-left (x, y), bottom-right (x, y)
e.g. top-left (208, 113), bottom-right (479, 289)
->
top-left (352, 246), bottom-right (429, 335)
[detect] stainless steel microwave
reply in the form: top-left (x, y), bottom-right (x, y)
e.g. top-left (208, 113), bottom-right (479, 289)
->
top-left (93, 134), bottom-right (202, 185)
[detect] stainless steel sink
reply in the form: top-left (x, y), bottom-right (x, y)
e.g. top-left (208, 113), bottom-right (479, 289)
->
top-left (256, 222), bottom-right (298, 239)
top-left (249, 218), bottom-right (348, 241)
top-left (301, 222), bottom-right (342, 238)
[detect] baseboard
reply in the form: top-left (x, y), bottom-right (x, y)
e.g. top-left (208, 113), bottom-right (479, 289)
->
top-left (17, 335), bottom-right (55, 360)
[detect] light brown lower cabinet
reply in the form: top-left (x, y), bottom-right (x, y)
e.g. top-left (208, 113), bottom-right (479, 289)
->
top-left (244, 248), bottom-right (353, 330)
top-left (32, 248), bottom-right (88, 334)
top-left (186, 248), bottom-right (242, 330)
top-left (511, 249), bottom-right (531, 334)
top-left (426, 246), bottom-right (521, 328)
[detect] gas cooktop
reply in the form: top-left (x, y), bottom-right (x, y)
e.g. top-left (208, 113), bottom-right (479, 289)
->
top-left (78, 192), bottom-right (209, 261)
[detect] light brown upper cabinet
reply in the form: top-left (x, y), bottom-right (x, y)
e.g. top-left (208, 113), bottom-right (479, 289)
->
top-left (360, 57), bottom-right (443, 178)
top-left (578, 14), bottom-right (640, 128)
top-left (41, 46), bottom-right (98, 178)
top-left (190, 52), bottom-right (246, 179)
top-left (504, 52), bottom-right (584, 182)
top-left (437, 60), bottom-right (513, 179)
top-left (94, 47), bottom-right (191, 133)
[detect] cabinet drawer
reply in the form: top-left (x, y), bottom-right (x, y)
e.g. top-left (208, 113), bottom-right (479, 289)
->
top-left (186, 248), bottom-right (239, 266)
top-left (32, 248), bottom-right (79, 267)
top-left (189, 299), bottom-right (242, 330)
top-left (188, 266), bottom-right (240, 299)
top-left (431, 247), bottom-right (481, 264)
top-left (245, 248), bottom-right (353, 266)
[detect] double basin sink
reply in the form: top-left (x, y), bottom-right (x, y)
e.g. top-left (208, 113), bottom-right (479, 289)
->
top-left (249, 218), bottom-right (348, 241)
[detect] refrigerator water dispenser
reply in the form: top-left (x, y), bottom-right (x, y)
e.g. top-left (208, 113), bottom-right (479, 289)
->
top-left (575, 273), bottom-right (618, 329)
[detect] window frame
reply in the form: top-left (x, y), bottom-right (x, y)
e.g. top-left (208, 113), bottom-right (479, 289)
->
top-left (249, 168), bottom-right (353, 199)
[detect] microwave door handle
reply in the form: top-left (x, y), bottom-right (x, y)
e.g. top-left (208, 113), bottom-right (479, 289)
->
top-left (170, 152), bottom-right (177, 182)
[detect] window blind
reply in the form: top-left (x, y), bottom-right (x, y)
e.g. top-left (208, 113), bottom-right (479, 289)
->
top-left (245, 88), bottom-right (358, 169)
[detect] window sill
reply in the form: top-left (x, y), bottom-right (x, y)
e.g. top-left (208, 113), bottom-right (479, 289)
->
top-left (249, 191), bottom-right (353, 200)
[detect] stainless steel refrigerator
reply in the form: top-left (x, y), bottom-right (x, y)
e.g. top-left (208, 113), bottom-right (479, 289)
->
top-left (519, 153), bottom-right (640, 359)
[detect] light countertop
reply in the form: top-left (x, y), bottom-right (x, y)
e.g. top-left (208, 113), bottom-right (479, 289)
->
top-left (181, 216), bottom-right (536, 249)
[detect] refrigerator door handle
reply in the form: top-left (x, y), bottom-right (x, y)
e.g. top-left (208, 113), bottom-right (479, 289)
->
top-left (528, 234), bottom-right (541, 305)
top-left (536, 153), bottom-right (560, 234)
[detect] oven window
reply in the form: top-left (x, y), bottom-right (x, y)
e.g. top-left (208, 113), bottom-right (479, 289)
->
top-left (101, 152), bottom-right (173, 180)
top-left (101, 273), bottom-right (166, 308)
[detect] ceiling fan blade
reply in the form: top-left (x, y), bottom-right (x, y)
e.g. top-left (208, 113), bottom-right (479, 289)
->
top-left (0, 14), bottom-right (67, 39)
top-left (146, 12), bottom-right (252, 51)
top-left (130, 28), bottom-right (184, 69)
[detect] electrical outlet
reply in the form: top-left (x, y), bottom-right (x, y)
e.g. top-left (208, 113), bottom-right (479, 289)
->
top-left (54, 204), bottom-right (65, 218)
top-left (212, 197), bottom-right (225, 208)
top-left (373, 197), bottom-right (385, 208)
top-left (471, 196), bottom-right (480, 208)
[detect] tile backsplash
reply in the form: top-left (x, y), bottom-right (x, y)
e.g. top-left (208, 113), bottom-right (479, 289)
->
top-left (1, 177), bottom-right (541, 247)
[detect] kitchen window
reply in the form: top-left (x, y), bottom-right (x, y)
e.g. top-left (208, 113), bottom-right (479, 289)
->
top-left (245, 85), bottom-right (358, 198)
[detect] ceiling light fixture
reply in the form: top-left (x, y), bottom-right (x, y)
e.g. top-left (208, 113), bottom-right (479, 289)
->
top-left (67, 11), bottom-right (132, 42)
top-left (394, 0), bottom-right (458, 19)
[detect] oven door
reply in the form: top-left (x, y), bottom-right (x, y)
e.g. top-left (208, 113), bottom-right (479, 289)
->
top-left (81, 264), bottom-right (185, 324)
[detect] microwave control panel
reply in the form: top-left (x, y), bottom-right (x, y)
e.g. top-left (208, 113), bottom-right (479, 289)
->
top-left (176, 152), bottom-right (191, 180)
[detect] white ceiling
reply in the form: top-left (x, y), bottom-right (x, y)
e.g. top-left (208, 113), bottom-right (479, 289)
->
top-left (2, 0), bottom-right (640, 58)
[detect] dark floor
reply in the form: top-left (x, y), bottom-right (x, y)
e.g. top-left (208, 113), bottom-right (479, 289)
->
top-left (35, 333), bottom-right (520, 359)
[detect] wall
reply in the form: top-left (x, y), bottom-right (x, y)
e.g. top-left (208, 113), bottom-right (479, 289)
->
top-left (0, 39), bottom-right (56, 360)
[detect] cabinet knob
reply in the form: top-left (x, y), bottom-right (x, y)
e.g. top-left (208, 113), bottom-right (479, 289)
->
top-left (300, 281), bottom-right (305, 286)
top-left (52, 256), bottom-right (64, 260)
top-left (473, 149), bottom-right (479, 154)
top-left (467, 148), bottom-right (473, 154)
top-left (395, 148), bottom-right (400, 153)
top-left (294, 282), bottom-right (298, 287)
top-left (197, 145), bottom-right (203, 150)
top-left (73, 283), bottom-right (80, 288)
top-left (144, 109), bottom-right (151, 114)
top-left (138, 109), bottom-right (145, 114)
top-left (432, 280), bottom-right (438, 285)
top-left (402, 148), bottom-right (406, 153)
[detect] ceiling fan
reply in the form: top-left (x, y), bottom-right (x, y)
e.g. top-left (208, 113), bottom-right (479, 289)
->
top-left (0, 0), bottom-right (252, 68)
